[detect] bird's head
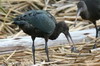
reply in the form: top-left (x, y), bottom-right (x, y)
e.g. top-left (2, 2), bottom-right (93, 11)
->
top-left (74, 0), bottom-right (89, 27)
top-left (77, 0), bottom-right (88, 13)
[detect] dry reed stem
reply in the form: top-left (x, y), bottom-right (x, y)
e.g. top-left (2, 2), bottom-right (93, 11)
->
top-left (0, 42), bottom-right (100, 66)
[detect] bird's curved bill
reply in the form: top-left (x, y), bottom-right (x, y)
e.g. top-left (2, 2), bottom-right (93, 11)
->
top-left (74, 8), bottom-right (82, 27)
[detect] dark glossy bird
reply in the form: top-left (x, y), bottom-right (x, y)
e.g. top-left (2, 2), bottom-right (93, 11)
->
top-left (13, 10), bottom-right (76, 64)
top-left (75, 0), bottom-right (100, 48)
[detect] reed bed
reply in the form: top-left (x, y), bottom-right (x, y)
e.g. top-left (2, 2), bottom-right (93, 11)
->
top-left (0, 39), bottom-right (100, 66)
top-left (0, 0), bottom-right (100, 66)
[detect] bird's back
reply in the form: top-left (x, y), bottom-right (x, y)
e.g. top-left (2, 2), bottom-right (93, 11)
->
top-left (14, 10), bottom-right (56, 34)
top-left (82, 0), bottom-right (100, 20)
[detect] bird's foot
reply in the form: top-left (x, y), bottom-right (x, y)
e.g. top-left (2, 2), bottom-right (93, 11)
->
top-left (89, 44), bottom-right (97, 53)
top-left (33, 60), bottom-right (36, 64)
top-left (71, 46), bottom-right (79, 53)
top-left (93, 44), bottom-right (97, 49)
top-left (44, 58), bottom-right (50, 62)
top-left (44, 59), bottom-right (50, 63)
top-left (47, 59), bottom-right (50, 62)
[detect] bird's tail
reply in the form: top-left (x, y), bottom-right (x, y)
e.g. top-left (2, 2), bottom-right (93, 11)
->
top-left (12, 21), bottom-right (20, 25)
top-left (12, 21), bottom-right (26, 26)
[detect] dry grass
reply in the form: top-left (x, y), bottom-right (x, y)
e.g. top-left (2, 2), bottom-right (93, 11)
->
top-left (0, 0), bottom-right (100, 66)
top-left (0, 39), bottom-right (100, 66)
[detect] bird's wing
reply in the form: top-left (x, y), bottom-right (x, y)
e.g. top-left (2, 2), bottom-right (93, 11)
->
top-left (44, 10), bottom-right (57, 24)
top-left (84, 0), bottom-right (100, 19)
top-left (96, 0), bottom-right (100, 17)
top-left (35, 10), bottom-right (57, 24)
top-left (21, 10), bottom-right (56, 34)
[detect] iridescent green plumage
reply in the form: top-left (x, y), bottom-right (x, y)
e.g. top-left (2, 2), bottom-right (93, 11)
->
top-left (14, 10), bottom-right (56, 34)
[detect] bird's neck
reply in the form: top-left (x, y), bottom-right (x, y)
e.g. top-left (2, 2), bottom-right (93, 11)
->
top-left (81, 8), bottom-right (90, 19)
top-left (49, 22), bottom-right (66, 40)
top-left (49, 27), bottom-right (61, 40)
top-left (81, 0), bottom-right (90, 19)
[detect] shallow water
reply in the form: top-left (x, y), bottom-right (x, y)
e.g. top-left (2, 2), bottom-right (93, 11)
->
top-left (0, 29), bottom-right (96, 48)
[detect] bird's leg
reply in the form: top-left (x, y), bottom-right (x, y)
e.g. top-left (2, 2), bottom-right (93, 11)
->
top-left (93, 21), bottom-right (98, 49)
top-left (31, 36), bottom-right (36, 64)
top-left (93, 22), bottom-right (98, 38)
top-left (44, 37), bottom-right (50, 62)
